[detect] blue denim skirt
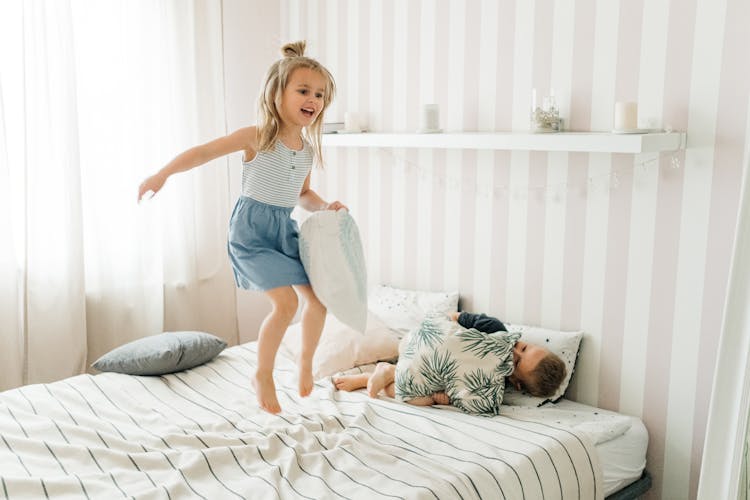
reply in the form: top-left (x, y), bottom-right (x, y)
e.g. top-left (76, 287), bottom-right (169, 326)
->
top-left (227, 196), bottom-right (310, 291)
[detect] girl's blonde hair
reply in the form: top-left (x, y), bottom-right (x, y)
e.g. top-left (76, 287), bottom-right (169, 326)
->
top-left (257, 41), bottom-right (335, 167)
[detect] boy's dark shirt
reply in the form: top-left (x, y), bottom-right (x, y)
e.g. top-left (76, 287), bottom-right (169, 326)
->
top-left (457, 312), bottom-right (507, 333)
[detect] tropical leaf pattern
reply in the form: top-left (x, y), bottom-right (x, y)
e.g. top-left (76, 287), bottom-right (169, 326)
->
top-left (394, 366), bottom-right (430, 399)
top-left (412, 316), bottom-right (445, 350)
top-left (402, 336), bottom-right (417, 360)
top-left (493, 359), bottom-right (515, 378)
top-left (457, 328), bottom-right (505, 359)
top-left (395, 315), bottom-right (520, 416)
top-left (419, 349), bottom-right (458, 392)
top-left (462, 368), bottom-right (495, 395)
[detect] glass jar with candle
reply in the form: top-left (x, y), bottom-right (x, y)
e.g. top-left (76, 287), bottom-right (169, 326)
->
top-left (531, 91), bottom-right (561, 133)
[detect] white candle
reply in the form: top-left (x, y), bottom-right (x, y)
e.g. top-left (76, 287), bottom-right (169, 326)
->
top-left (614, 102), bottom-right (638, 131)
top-left (419, 104), bottom-right (440, 132)
top-left (344, 111), bottom-right (360, 132)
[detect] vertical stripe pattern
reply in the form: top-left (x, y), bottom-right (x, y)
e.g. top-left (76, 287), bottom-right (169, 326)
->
top-left (288, 1), bottom-right (750, 497)
top-left (0, 344), bottom-right (603, 499)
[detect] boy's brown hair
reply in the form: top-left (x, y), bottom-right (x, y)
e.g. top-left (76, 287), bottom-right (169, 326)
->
top-left (525, 353), bottom-right (567, 398)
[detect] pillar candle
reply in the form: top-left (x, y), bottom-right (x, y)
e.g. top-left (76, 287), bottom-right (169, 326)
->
top-left (344, 111), bottom-right (360, 132)
top-left (419, 104), bottom-right (440, 132)
top-left (614, 102), bottom-right (638, 131)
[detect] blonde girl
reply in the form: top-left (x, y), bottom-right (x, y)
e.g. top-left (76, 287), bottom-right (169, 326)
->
top-left (138, 41), bottom-right (345, 414)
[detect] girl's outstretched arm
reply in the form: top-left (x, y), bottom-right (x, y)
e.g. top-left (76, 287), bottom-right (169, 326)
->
top-left (138, 126), bottom-right (257, 201)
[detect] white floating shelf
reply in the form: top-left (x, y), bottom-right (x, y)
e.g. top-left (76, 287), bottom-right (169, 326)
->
top-left (322, 131), bottom-right (686, 154)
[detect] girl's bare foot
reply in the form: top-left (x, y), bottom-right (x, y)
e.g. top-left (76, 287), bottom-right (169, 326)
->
top-left (299, 362), bottom-right (314, 397)
top-left (367, 362), bottom-right (394, 398)
top-left (332, 373), bottom-right (369, 391)
top-left (252, 371), bottom-right (281, 414)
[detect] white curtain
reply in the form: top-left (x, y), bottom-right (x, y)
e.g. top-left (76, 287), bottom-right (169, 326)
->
top-left (0, 0), bottom-right (238, 391)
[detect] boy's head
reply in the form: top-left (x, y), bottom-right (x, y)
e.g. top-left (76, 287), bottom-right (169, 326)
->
top-left (508, 340), bottom-right (567, 398)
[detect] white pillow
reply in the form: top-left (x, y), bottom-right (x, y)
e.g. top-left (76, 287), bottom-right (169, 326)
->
top-left (368, 285), bottom-right (459, 337)
top-left (299, 210), bottom-right (367, 332)
top-left (502, 324), bottom-right (583, 407)
top-left (280, 312), bottom-right (400, 379)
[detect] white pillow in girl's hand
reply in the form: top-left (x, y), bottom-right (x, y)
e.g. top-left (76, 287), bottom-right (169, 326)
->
top-left (299, 210), bottom-right (367, 332)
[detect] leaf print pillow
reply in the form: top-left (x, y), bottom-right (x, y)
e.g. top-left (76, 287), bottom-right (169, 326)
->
top-left (396, 314), bottom-right (518, 415)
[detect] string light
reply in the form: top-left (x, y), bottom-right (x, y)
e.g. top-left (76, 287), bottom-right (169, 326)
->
top-left (587, 177), bottom-right (596, 196)
top-left (370, 148), bottom-right (680, 203)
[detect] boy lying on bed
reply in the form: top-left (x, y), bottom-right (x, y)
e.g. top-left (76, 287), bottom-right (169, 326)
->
top-left (333, 312), bottom-right (566, 415)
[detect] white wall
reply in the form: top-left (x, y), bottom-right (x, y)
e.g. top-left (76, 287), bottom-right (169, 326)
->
top-left (221, 0), bottom-right (281, 343)
top-left (220, 1), bottom-right (750, 497)
top-left (272, 1), bottom-right (750, 499)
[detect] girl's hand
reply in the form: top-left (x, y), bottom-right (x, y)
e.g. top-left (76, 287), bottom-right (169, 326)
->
top-left (325, 200), bottom-right (348, 211)
top-left (138, 173), bottom-right (167, 202)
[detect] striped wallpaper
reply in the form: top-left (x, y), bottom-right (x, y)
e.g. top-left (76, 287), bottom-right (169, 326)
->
top-left (275, 0), bottom-right (750, 498)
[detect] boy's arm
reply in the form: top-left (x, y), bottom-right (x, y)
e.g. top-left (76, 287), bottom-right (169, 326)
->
top-left (456, 312), bottom-right (508, 333)
top-left (406, 395), bottom-right (436, 406)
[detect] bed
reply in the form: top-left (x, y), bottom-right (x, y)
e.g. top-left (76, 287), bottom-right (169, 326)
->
top-left (0, 341), bottom-right (648, 499)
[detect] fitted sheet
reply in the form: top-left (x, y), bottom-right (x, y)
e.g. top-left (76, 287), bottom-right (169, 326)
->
top-left (563, 402), bottom-right (648, 496)
top-left (345, 363), bottom-right (649, 497)
top-left (499, 399), bottom-right (648, 496)
top-left (0, 342), bottom-right (605, 499)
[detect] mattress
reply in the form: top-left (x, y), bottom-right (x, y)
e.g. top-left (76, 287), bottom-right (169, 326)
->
top-left (0, 342), bottom-right (609, 499)
top-left (415, 395), bottom-right (647, 498)
top-left (339, 367), bottom-right (649, 497)
top-left (511, 399), bottom-right (649, 496)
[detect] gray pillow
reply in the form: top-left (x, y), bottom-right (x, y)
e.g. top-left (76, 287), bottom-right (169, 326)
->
top-left (92, 331), bottom-right (227, 376)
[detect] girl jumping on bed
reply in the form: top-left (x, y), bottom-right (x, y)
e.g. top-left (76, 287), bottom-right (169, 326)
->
top-left (333, 312), bottom-right (566, 415)
top-left (138, 41), bottom-right (345, 414)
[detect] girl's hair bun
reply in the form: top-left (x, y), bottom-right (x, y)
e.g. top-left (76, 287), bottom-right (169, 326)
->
top-left (281, 41), bottom-right (306, 58)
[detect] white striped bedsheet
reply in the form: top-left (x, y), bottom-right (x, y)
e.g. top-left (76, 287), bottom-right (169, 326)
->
top-left (0, 342), bottom-right (602, 499)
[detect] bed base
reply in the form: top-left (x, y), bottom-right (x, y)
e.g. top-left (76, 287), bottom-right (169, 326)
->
top-left (605, 471), bottom-right (652, 500)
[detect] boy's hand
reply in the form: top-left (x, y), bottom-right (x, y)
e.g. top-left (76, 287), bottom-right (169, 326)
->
top-left (448, 311), bottom-right (460, 322)
top-left (433, 392), bottom-right (450, 405)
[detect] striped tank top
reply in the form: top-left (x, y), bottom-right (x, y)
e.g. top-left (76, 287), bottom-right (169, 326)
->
top-left (241, 139), bottom-right (313, 207)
